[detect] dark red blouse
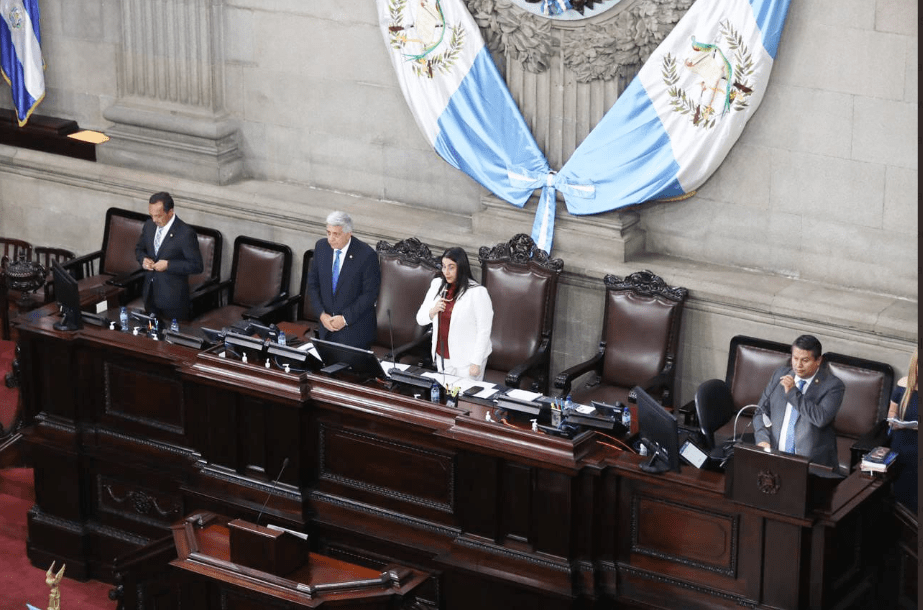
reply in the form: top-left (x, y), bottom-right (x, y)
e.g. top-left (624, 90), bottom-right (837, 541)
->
top-left (435, 283), bottom-right (458, 359)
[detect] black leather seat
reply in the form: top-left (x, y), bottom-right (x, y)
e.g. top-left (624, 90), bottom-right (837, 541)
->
top-left (478, 234), bottom-right (563, 393)
top-left (555, 270), bottom-right (687, 408)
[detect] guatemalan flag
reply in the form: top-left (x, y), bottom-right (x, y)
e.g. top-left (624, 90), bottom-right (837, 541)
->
top-left (377, 0), bottom-right (549, 212)
top-left (555, 0), bottom-right (791, 216)
top-left (0, 0), bottom-right (44, 126)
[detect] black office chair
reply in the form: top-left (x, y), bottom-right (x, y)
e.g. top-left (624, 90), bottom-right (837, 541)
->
top-left (694, 379), bottom-right (737, 451)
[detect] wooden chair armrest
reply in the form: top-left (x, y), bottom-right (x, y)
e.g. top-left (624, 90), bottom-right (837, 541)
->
top-left (505, 337), bottom-right (551, 391)
top-left (554, 344), bottom-right (605, 396)
top-left (63, 250), bottom-right (102, 281)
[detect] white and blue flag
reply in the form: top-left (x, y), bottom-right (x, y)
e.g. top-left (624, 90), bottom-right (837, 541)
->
top-left (377, 0), bottom-right (549, 209)
top-left (0, 0), bottom-right (45, 126)
top-left (557, 0), bottom-right (791, 218)
top-left (380, 0), bottom-right (791, 252)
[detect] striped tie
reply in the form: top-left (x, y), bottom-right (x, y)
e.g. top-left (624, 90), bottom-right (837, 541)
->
top-left (153, 226), bottom-right (165, 255)
top-left (784, 380), bottom-right (806, 453)
top-left (332, 249), bottom-right (341, 293)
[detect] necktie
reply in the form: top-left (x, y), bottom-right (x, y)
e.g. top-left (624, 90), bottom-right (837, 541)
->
top-left (153, 226), bottom-right (165, 255)
top-left (332, 249), bottom-right (341, 293)
top-left (784, 380), bottom-right (807, 453)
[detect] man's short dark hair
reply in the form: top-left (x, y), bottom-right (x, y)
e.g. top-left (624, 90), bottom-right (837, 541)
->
top-left (792, 334), bottom-right (822, 359)
top-left (149, 191), bottom-right (174, 212)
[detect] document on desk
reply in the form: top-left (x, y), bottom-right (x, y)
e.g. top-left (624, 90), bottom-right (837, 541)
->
top-left (266, 523), bottom-right (309, 540)
top-left (380, 361), bottom-right (410, 375)
top-left (296, 342), bottom-right (322, 361)
top-left (886, 417), bottom-right (918, 430)
top-left (506, 389), bottom-right (543, 402)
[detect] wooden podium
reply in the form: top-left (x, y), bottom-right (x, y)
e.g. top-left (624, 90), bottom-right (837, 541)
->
top-left (170, 512), bottom-right (429, 609)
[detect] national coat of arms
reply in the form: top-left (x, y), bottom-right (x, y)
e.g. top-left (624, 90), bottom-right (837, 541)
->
top-left (388, 0), bottom-right (466, 78)
top-left (661, 19), bottom-right (755, 129)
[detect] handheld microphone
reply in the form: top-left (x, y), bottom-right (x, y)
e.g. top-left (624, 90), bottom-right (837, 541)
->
top-left (255, 457), bottom-right (289, 525)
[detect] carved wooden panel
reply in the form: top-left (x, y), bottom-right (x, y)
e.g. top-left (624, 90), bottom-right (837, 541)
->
top-left (96, 473), bottom-right (183, 528)
top-left (318, 424), bottom-right (455, 515)
top-left (104, 360), bottom-right (185, 434)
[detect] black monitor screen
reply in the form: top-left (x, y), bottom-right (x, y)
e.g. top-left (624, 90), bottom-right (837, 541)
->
top-left (51, 260), bottom-right (82, 331)
top-left (634, 386), bottom-right (680, 473)
top-left (312, 338), bottom-right (386, 380)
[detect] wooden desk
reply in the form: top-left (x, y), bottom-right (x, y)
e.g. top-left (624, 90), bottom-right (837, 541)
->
top-left (15, 314), bottom-right (889, 610)
top-left (167, 511), bottom-right (428, 609)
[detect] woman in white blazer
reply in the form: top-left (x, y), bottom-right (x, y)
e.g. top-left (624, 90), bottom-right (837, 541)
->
top-left (416, 247), bottom-right (493, 380)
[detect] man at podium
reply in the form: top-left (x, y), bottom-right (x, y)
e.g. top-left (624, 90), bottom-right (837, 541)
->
top-left (753, 335), bottom-right (845, 470)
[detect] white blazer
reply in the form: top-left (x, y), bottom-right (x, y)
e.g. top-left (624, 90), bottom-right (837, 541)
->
top-left (416, 278), bottom-right (493, 368)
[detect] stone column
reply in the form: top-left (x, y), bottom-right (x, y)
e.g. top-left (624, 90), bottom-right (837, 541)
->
top-left (98, 0), bottom-right (242, 185)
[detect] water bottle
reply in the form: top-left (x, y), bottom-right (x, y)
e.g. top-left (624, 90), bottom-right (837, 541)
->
top-left (119, 307), bottom-right (129, 332)
top-left (170, 318), bottom-right (179, 332)
top-left (621, 404), bottom-right (632, 429)
top-left (564, 394), bottom-right (574, 412)
top-left (278, 330), bottom-right (286, 346)
top-left (430, 380), bottom-right (441, 404)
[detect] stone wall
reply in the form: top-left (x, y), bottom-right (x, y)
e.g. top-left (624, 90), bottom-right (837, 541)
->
top-left (0, 0), bottom-right (917, 404)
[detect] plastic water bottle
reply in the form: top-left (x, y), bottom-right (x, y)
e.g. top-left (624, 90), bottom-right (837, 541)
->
top-left (278, 330), bottom-right (286, 346)
top-left (170, 318), bottom-right (179, 332)
top-left (430, 380), bottom-right (441, 404)
top-left (621, 405), bottom-right (632, 429)
top-left (119, 307), bottom-right (129, 332)
top-left (564, 394), bottom-right (574, 412)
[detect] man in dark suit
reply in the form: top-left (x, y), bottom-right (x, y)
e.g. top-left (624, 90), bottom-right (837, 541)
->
top-left (753, 334), bottom-right (845, 470)
top-left (307, 211), bottom-right (381, 349)
top-left (135, 192), bottom-right (203, 322)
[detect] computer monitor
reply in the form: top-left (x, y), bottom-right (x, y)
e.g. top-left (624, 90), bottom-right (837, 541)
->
top-left (634, 385), bottom-right (681, 474)
top-left (312, 338), bottom-right (386, 380)
top-left (51, 260), bottom-right (82, 331)
top-left (266, 342), bottom-right (323, 370)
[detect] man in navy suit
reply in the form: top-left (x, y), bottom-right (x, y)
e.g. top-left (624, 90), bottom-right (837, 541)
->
top-left (135, 192), bottom-right (203, 322)
top-left (753, 335), bottom-right (845, 470)
top-left (307, 211), bottom-right (381, 349)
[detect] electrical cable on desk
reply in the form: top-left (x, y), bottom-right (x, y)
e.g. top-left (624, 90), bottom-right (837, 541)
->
top-left (272, 356), bottom-right (307, 373)
top-left (596, 431), bottom-right (635, 452)
top-left (597, 440), bottom-right (624, 452)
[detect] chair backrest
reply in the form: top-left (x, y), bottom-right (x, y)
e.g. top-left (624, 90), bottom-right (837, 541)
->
top-left (100, 207), bottom-right (148, 275)
top-left (188, 225), bottom-right (222, 290)
top-left (297, 250), bottom-right (321, 323)
top-left (0, 238), bottom-right (32, 269)
top-left (229, 236), bottom-right (292, 307)
top-left (33, 246), bottom-right (75, 269)
top-left (600, 271), bottom-right (687, 390)
top-left (695, 379), bottom-right (736, 449)
top-left (375, 238), bottom-right (441, 348)
top-left (825, 352), bottom-right (894, 440)
top-left (725, 335), bottom-right (792, 411)
top-left (479, 234), bottom-right (562, 372)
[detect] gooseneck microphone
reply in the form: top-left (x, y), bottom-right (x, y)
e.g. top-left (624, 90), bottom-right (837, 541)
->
top-left (387, 309), bottom-right (395, 364)
top-left (255, 457), bottom-right (289, 525)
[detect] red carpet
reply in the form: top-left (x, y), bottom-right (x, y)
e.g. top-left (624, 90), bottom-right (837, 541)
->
top-left (0, 468), bottom-right (114, 610)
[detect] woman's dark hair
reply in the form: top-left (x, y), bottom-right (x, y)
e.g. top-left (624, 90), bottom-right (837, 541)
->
top-left (440, 247), bottom-right (476, 301)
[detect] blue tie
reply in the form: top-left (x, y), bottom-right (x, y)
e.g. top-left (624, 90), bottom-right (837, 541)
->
top-left (784, 380), bottom-right (807, 453)
top-left (332, 249), bottom-right (341, 293)
top-left (153, 226), bottom-right (165, 255)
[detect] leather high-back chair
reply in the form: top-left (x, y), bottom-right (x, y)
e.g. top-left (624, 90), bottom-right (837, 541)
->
top-left (0, 238), bottom-right (32, 269)
top-left (479, 234), bottom-right (563, 393)
top-left (123, 224), bottom-right (222, 319)
top-left (556, 270), bottom-right (687, 407)
top-left (373, 238), bottom-right (441, 362)
top-left (290, 250), bottom-right (321, 337)
top-left (711, 336), bottom-right (793, 443)
top-left (193, 235), bottom-right (292, 330)
top-left (64, 207), bottom-right (148, 298)
top-left (825, 352), bottom-right (893, 472)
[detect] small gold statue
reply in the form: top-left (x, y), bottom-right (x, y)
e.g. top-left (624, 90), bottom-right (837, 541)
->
top-left (45, 562), bottom-right (66, 610)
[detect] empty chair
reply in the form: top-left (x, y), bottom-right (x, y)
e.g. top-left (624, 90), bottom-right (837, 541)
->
top-left (193, 236), bottom-right (292, 330)
top-left (555, 270), bottom-right (687, 408)
top-left (694, 379), bottom-right (738, 451)
top-left (478, 234), bottom-right (563, 393)
top-left (373, 238), bottom-right (442, 362)
top-left (63, 207), bottom-right (148, 299)
top-left (825, 352), bottom-right (894, 472)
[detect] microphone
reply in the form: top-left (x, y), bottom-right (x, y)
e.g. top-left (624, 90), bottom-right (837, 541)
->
top-left (255, 457), bottom-right (289, 525)
top-left (732, 404), bottom-right (762, 442)
top-left (387, 308), bottom-right (396, 365)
